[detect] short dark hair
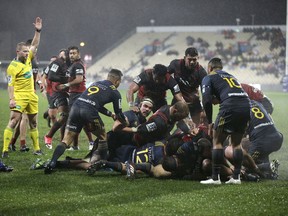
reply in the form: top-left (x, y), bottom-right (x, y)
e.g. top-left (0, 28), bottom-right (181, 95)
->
top-left (197, 138), bottom-right (212, 154)
top-left (108, 69), bottom-right (123, 80)
top-left (162, 156), bottom-right (177, 172)
top-left (153, 64), bottom-right (167, 76)
top-left (166, 135), bottom-right (183, 156)
top-left (208, 57), bottom-right (223, 70)
top-left (185, 47), bottom-right (198, 57)
top-left (68, 46), bottom-right (80, 53)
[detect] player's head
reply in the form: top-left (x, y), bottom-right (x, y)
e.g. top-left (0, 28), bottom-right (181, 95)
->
top-left (107, 69), bottom-right (123, 88)
top-left (170, 101), bottom-right (189, 122)
top-left (68, 46), bottom-right (80, 62)
top-left (16, 42), bottom-right (29, 63)
top-left (139, 97), bottom-right (154, 117)
top-left (59, 48), bottom-right (68, 61)
top-left (166, 134), bottom-right (184, 156)
top-left (197, 138), bottom-right (212, 158)
top-left (152, 64), bottom-right (167, 84)
top-left (49, 55), bottom-right (58, 63)
top-left (208, 57), bottom-right (223, 73)
top-left (162, 155), bottom-right (178, 172)
top-left (184, 47), bottom-right (199, 70)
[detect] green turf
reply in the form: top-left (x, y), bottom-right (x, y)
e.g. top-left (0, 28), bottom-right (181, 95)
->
top-left (0, 89), bottom-right (287, 216)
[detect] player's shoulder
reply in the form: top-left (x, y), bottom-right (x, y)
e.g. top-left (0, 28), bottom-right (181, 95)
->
top-left (73, 60), bottom-right (85, 68)
top-left (168, 59), bottom-right (182, 72)
top-left (7, 60), bottom-right (22, 71)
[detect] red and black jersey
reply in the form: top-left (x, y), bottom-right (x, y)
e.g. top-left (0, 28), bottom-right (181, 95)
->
top-left (67, 59), bottom-right (86, 93)
top-left (134, 105), bottom-right (175, 146)
top-left (133, 69), bottom-right (180, 102)
top-left (47, 58), bottom-right (68, 84)
top-left (241, 83), bottom-right (264, 101)
top-left (46, 57), bottom-right (68, 93)
top-left (168, 59), bottom-right (207, 103)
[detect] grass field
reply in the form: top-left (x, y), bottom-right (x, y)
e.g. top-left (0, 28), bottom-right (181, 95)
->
top-left (0, 89), bottom-right (287, 216)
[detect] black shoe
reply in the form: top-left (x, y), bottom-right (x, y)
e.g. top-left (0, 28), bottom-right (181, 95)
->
top-left (44, 165), bottom-right (54, 174)
top-left (87, 160), bottom-right (106, 175)
top-left (8, 144), bottom-right (16, 151)
top-left (0, 160), bottom-right (13, 172)
top-left (33, 150), bottom-right (44, 156)
top-left (2, 151), bottom-right (9, 158)
top-left (20, 145), bottom-right (30, 152)
top-left (44, 161), bottom-right (56, 174)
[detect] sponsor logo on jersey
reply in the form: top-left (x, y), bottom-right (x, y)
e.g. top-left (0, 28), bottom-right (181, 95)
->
top-left (50, 64), bottom-right (59, 72)
top-left (7, 75), bottom-right (12, 84)
top-left (133, 76), bottom-right (141, 84)
top-left (146, 122), bottom-right (157, 132)
top-left (23, 71), bottom-right (32, 79)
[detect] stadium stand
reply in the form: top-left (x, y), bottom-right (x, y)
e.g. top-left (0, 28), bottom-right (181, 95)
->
top-left (86, 26), bottom-right (286, 88)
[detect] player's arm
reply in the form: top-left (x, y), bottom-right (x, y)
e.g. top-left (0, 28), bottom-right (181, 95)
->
top-left (69, 74), bottom-right (83, 86)
top-left (112, 94), bottom-right (126, 125)
top-left (151, 164), bottom-right (171, 178)
top-left (201, 76), bottom-right (213, 137)
top-left (7, 85), bottom-right (14, 100)
top-left (168, 76), bottom-right (185, 103)
top-left (30, 17), bottom-right (42, 57)
top-left (98, 107), bottom-right (114, 118)
top-left (112, 115), bottom-right (130, 132)
top-left (34, 71), bottom-right (44, 92)
top-left (7, 67), bottom-right (16, 108)
top-left (7, 85), bottom-right (16, 108)
top-left (62, 64), bottom-right (84, 89)
top-left (41, 72), bottom-right (48, 89)
top-left (199, 66), bottom-right (208, 92)
top-left (174, 92), bottom-right (185, 103)
top-left (201, 77), bottom-right (213, 124)
top-left (126, 81), bottom-right (140, 112)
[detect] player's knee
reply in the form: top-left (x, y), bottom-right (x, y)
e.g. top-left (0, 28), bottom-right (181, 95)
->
top-left (202, 159), bottom-right (212, 175)
top-left (58, 112), bottom-right (68, 123)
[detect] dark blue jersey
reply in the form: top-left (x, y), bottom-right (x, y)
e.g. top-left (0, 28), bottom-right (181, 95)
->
top-left (201, 70), bottom-right (250, 123)
top-left (132, 141), bottom-right (165, 166)
top-left (124, 110), bottom-right (147, 127)
top-left (107, 110), bottom-right (147, 155)
top-left (247, 100), bottom-right (278, 141)
top-left (77, 80), bottom-right (123, 116)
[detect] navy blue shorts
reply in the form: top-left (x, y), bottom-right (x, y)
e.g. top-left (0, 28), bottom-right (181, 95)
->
top-left (249, 131), bottom-right (283, 157)
top-left (214, 107), bottom-right (250, 134)
top-left (66, 102), bottom-right (104, 134)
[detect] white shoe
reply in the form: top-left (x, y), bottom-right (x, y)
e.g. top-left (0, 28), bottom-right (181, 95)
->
top-left (67, 146), bottom-right (80, 151)
top-left (88, 142), bottom-right (94, 151)
top-left (45, 143), bottom-right (52, 150)
top-left (225, 177), bottom-right (241, 184)
top-left (200, 178), bottom-right (221, 185)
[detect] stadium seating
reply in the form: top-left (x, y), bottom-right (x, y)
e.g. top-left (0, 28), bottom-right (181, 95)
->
top-left (87, 26), bottom-right (285, 86)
